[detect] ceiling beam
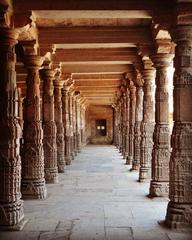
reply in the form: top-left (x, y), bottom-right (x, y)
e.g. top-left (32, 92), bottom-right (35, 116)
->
top-left (39, 26), bottom-right (152, 45)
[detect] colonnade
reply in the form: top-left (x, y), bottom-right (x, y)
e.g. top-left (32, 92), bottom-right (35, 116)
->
top-left (0, 3), bottom-right (192, 231)
top-left (114, 27), bottom-right (192, 228)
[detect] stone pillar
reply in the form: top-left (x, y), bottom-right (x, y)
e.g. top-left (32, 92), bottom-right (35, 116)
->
top-left (0, 28), bottom-right (25, 230)
top-left (22, 55), bottom-right (47, 199)
top-left (139, 66), bottom-right (155, 182)
top-left (62, 88), bottom-right (72, 165)
top-left (125, 87), bottom-right (130, 161)
top-left (165, 25), bottom-right (192, 228)
top-left (149, 54), bottom-right (173, 197)
top-left (122, 92), bottom-right (127, 158)
top-left (41, 68), bottom-right (58, 183)
top-left (132, 86), bottom-right (143, 170)
top-left (72, 95), bottom-right (78, 156)
top-left (76, 100), bottom-right (81, 152)
top-left (126, 82), bottom-right (136, 165)
top-left (69, 92), bottom-right (75, 160)
top-left (54, 80), bottom-right (65, 173)
top-left (119, 98), bottom-right (123, 153)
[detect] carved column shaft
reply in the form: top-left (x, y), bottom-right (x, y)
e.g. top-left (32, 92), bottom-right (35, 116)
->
top-left (22, 55), bottom-right (47, 199)
top-left (62, 89), bottom-right (72, 165)
top-left (139, 68), bottom-right (155, 182)
top-left (122, 93), bottom-right (127, 158)
top-left (69, 92), bottom-right (75, 159)
top-left (0, 28), bottom-right (25, 229)
top-left (165, 25), bottom-right (192, 228)
top-left (41, 68), bottom-right (58, 183)
top-left (126, 83), bottom-right (136, 165)
top-left (125, 88), bottom-right (130, 161)
top-left (54, 81), bottom-right (65, 173)
top-left (132, 86), bottom-right (143, 170)
top-left (149, 54), bottom-right (173, 197)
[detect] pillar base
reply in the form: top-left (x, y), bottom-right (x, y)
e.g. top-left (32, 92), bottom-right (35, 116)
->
top-left (165, 201), bottom-right (192, 229)
top-left (58, 164), bottom-right (65, 173)
top-left (65, 156), bottom-right (72, 165)
top-left (139, 167), bottom-right (151, 182)
top-left (45, 168), bottom-right (59, 183)
top-left (149, 181), bottom-right (169, 197)
top-left (0, 217), bottom-right (28, 231)
top-left (22, 179), bottom-right (47, 199)
top-left (126, 156), bottom-right (133, 165)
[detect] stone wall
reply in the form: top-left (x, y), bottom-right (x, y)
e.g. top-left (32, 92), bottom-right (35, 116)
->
top-left (86, 105), bottom-right (113, 144)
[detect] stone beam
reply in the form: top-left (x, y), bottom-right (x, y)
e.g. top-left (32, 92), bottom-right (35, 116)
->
top-left (13, 0), bottom-right (173, 11)
top-left (61, 64), bottom-right (130, 74)
top-left (53, 48), bottom-right (141, 63)
top-left (38, 27), bottom-right (152, 45)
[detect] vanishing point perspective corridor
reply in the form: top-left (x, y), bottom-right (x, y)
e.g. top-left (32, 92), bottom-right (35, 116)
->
top-left (0, 145), bottom-right (191, 240)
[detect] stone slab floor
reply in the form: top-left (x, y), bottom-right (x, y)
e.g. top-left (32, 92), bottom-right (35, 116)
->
top-left (1, 145), bottom-right (192, 240)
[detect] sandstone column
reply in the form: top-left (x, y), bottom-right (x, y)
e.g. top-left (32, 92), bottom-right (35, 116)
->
top-left (132, 86), bottom-right (143, 170)
top-left (69, 91), bottom-right (75, 159)
top-left (40, 67), bottom-right (58, 183)
top-left (139, 64), bottom-right (155, 182)
top-left (0, 27), bottom-right (25, 230)
top-left (165, 25), bottom-right (192, 228)
top-left (54, 79), bottom-right (65, 173)
top-left (62, 87), bottom-right (72, 165)
top-left (125, 87), bottom-right (130, 161)
top-left (149, 53), bottom-right (173, 197)
top-left (126, 81), bottom-right (136, 165)
top-left (22, 54), bottom-right (47, 199)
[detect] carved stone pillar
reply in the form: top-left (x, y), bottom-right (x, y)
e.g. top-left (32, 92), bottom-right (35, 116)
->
top-left (122, 92), bottom-right (127, 158)
top-left (22, 55), bottom-right (47, 199)
top-left (62, 88), bottom-right (72, 165)
top-left (0, 28), bottom-right (25, 230)
top-left (54, 80), bottom-right (65, 173)
top-left (139, 66), bottom-right (155, 182)
top-left (149, 54), bottom-right (173, 197)
top-left (119, 98), bottom-right (123, 153)
top-left (69, 92), bottom-right (75, 160)
top-left (125, 87), bottom-right (130, 161)
top-left (165, 25), bottom-right (192, 228)
top-left (126, 82), bottom-right (136, 165)
top-left (132, 86), bottom-right (143, 170)
top-left (41, 68), bottom-right (58, 183)
top-left (76, 99), bottom-right (81, 152)
top-left (72, 96), bottom-right (78, 156)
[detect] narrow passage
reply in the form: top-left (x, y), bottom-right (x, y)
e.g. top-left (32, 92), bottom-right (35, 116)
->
top-left (1, 145), bottom-right (191, 240)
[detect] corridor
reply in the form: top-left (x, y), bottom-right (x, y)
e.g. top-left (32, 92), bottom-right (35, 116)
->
top-left (1, 145), bottom-right (191, 240)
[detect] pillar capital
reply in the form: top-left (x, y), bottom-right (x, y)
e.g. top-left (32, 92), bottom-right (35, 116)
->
top-left (171, 25), bottom-right (192, 43)
top-left (0, 28), bottom-right (18, 46)
top-left (23, 55), bottom-right (44, 69)
top-left (151, 53), bottom-right (174, 68)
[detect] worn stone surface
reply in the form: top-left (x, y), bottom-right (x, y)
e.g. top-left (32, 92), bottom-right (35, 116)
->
top-left (1, 145), bottom-right (191, 239)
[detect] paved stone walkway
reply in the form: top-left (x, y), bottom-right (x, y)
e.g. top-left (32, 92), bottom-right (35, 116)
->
top-left (1, 145), bottom-right (192, 240)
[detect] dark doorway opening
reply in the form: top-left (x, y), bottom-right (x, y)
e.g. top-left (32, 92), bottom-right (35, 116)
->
top-left (96, 119), bottom-right (107, 136)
